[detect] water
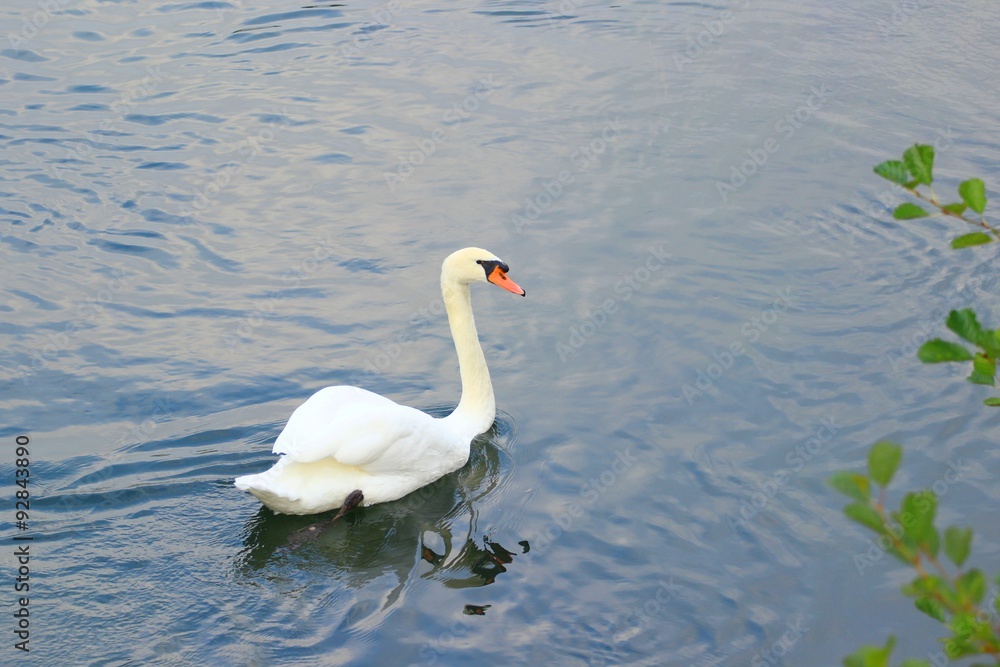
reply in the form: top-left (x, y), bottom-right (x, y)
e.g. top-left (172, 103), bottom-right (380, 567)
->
top-left (3, 0), bottom-right (1000, 664)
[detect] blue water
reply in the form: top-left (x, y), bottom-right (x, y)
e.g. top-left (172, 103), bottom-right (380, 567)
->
top-left (3, 0), bottom-right (1000, 664)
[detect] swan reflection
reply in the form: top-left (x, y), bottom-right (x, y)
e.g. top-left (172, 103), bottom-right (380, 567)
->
top-left (234, 420), bottom-right (525, 607)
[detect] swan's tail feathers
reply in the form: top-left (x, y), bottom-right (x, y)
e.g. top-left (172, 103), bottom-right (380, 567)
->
top-left (234, 468), bottom-right (302, 515)
top-left (234, 469), bottom-right (274, 493)
top-left (234, 456), bottom-right (371, 515)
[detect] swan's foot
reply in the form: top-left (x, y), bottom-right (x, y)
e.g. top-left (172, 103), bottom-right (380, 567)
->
top-left (287, 520), bottom-right (333, 548)
top-left (331, 489), bottom-right (364, 524)
top-left (285, 490), bottom-right (365, 548)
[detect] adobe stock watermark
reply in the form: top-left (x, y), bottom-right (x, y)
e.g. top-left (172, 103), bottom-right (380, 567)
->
top-left (589, 578), bottom-right (681, 666)
top-left (384, 75), bottom-right (501, 192)
top-left (681, 287), bottom-right (795, 404)
top-left (112, 397), bottom-right (172, 449)
top-left (345, 282), bottom-right (507, 386)
top-left (214, 0), bottom-right (395, 43)
top-left (222, 234), bottom-right (337, 350)
top-left (531, 448), bottom-right (638, 556)
top-left (852, 457), bottom-right (977, 576)
top-left (339, 0), bottom-right (402, 57)
top-left (511, 117), bottom-right (626, 233)
top-left (181, 109), bottom-right (291, 216)
top-left (885, 308), bottom-right (964, 373)
top-left (57, 65), bottom-right (164, 174)
top-left (750, 614), bottom-right (809, 667)
top-left (886, 279), bottom-right (986, 376)
top-left (727, 417), bottom-right (840, 535)
top-left (16, 267), bottom-right (137, 384)
top-left (94, 65), bottom-right (163, 134)
top-left (859, 127), bottom-right (955, 227)
top-left (410, 613), bottom-right (477, 666)
top-left (750, 210), bottom-right (869, 250)
top-left (923, 588), bottom-right (1000, 666)
top-left (716, 84), bottom-right (833, 203)
top-left (346, 294), bottom-right (443, 386)
top-left (6, 0), bottom-right (76, 49)
top-left (875, 0), bottom-right (931, 38)
top-left (51, 395), bottom-right (175, 514)
top-left (748, 127), bottom-right (955, 259)
top-left (552, 0), bottom-right (586, 16)
top-left (673, 0), bottom-right (751, 72)
top-left (556, 244), bottom-right (670, 363)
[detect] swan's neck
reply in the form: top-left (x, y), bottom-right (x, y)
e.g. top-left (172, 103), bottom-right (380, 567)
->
top-left (441, 279), bottom-right (495, 437)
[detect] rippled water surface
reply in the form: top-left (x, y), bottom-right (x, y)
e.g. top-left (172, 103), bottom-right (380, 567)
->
top-left (3, 0), bottom-right (1000, 664)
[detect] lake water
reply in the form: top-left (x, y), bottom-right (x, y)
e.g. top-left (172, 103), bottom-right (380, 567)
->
top-left (3, 0), bottom-right (1000, 664)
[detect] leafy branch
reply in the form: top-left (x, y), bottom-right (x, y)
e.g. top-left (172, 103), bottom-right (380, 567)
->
top-left (837, 143), bottom-right (999, 665)
top-left (874, 144), bottom-right (996, 248)
top-left (832, 442), bottom-right (1000, 667)
top-left (918, 309), bottom-right (1000, 407)
top-left (874, 145), bottom-right (1000, 405)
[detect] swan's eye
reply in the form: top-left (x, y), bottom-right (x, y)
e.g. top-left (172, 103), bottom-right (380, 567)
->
top-left (476, 260), bottom-right (483, 265)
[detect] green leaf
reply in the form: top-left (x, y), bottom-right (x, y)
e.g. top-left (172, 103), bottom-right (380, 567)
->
top-left (887, 543), bottom-right (917, 565)
top-left (900, 490), bottom-right (936, 547)
top-left (946, 309), bottom-right (986, 347)
top-left (985, 331), bottom-right (1000, 359)
top-left (944, 526), bottom-right (973, 567)
top-left (948, 611), bottom-right (991, 651)
top-left (967, 353), bottom-right (996, 386)
top-left (951, 232), bottom-right (993, 249)
top-left (957, 569), bottom-right (986, 605)
top-left (902, 575), bottom-right (960, 609)
top-left (942, 634), bottom-right (978, 660)
top-left (867, 441), bottom-right (902, 487)
top-left (893, 203), bottom-right (929, 219)
top-left (918, 339), bottom-right (973, 363)
top-left (843, 636), bottom-right (895, 667)
top-left (924, 524), bottom-right (940, 558)
top-left (941, 202), bottom-right (967, 215)
top-left (829, 471), bottom-right (870, 502)
top-left (903, 144), bottom-right (935, 185)
top-left (983, 397), bottom-right (1000, 406)
top-left (958, 178), bottom-right (987, 215)
top-left (915, 597), bottom-right (947, 623)
top-left (988, 331), bottom-right (1000, 359)
top-left (945, 310), bottom-right (1000, 358)
top-left (844, 502), bottom-right (886, 534)
top-left (902, 574), bottom-right (951, 600)
top-left (874, 160), bottom-right (909, 186)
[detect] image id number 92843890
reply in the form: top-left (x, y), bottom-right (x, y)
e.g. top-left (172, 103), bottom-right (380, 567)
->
top-left (13, 434), bottom-right (31, 653)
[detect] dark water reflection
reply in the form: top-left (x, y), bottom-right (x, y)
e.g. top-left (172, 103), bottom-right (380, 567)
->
top-left (236, 423), bottom-right (522, 597)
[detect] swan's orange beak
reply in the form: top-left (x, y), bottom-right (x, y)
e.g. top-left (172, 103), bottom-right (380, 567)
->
top-left (487, 266), bottom-right (525, 296)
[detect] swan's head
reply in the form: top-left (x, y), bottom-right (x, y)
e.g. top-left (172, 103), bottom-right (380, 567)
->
top-left (442, 247), bottom-right (525, 296)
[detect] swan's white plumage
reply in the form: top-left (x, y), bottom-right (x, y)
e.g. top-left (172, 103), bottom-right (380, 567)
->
top-left (234, 247), bottom-right (523, 515)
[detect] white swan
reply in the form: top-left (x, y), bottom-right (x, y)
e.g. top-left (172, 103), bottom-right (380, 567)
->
top-left (235, 247), bottom-right (525, 517)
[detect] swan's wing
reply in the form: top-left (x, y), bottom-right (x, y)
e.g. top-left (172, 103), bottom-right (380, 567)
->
top-left (272, 386), bottom-right (436, 470)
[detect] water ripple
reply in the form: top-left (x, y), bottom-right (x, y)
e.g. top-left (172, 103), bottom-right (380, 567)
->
top-left (2, 0), bottom-right (999, 664)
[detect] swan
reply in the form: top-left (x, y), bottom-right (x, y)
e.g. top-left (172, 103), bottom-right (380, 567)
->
top-left (235, 247), bottom-right (525, 518)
